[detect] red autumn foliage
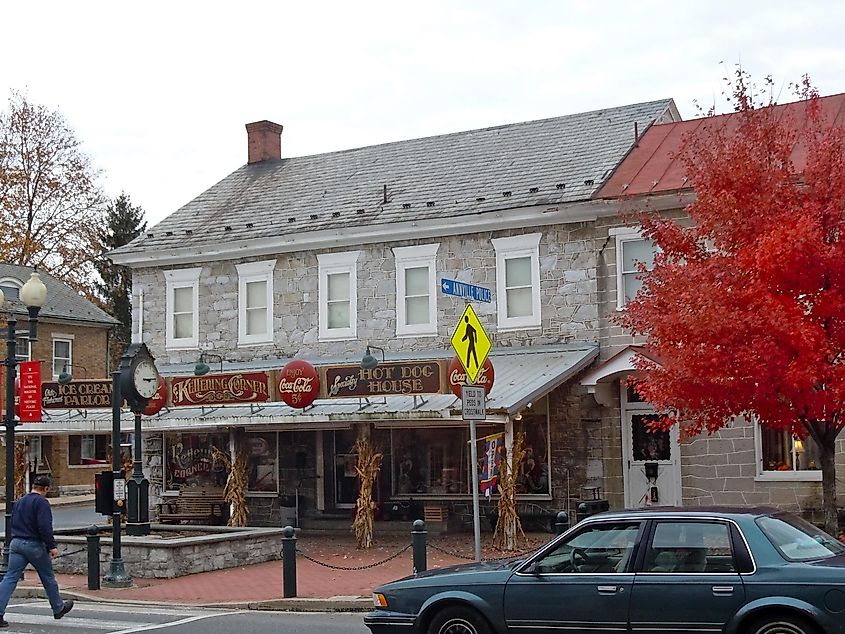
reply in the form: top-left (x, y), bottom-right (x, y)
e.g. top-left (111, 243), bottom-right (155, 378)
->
top-left (617, 73), bottom-right (845, 533)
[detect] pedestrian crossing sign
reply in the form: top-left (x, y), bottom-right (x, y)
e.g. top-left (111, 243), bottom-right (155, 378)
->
top-left (450, 304), bottom-right (492, 384)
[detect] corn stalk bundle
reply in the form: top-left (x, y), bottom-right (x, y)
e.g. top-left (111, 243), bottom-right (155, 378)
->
top-left (212, 445), bottom-right (249, 527)
top-left (121, 452), bottom-right (133, 481)
top-left (493, 431), bottom-right (526, 551)
top-left (13, 443), bottom-right (26, 499)
top-left (352, 436), bottom-right (383, 549)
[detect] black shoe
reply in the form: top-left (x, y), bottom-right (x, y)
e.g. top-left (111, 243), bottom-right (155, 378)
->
top-left (0, 615), bottom-right (8, 628)
top-left (54, 600), bottom-right (74, 620)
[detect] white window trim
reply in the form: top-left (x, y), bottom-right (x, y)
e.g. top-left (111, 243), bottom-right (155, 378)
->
top-left (164, 268), bottom-right (202, 350)
top-left (318, 251), bottom-right (360, 341)
top-left (491, 232), bottom-right (541, 331)
top-left (752, 420), bottom-right (822, 482)
top-left (236, 260), bottom-right (276, 346)
top-left (611, 226), bottom-right (652, 311)
top-left (52, 337), bottom-right (73, 379)
top-left (393, 243), bottom-right (439, 337)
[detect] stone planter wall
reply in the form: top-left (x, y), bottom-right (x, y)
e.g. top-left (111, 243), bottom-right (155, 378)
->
top-left (54, 525), bottom-right (284, 579)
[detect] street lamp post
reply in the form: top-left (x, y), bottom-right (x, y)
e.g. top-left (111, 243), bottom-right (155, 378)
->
top-left (103, 370), bottom-right (131, 587)
top-left (1, 271), bottom-right (48, 574)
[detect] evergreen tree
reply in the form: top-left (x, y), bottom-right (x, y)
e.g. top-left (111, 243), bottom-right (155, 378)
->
top-left (95, 193), bottom-right (147, 356)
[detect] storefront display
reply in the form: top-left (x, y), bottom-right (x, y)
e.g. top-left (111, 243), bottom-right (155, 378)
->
top-left (246, 432), bottom-right (278, 492)
top-left (165, 432), bottom-right (228, 489)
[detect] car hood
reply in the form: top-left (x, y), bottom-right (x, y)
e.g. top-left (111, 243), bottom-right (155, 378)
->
top-left (377, 558), bottom-right (522, 590)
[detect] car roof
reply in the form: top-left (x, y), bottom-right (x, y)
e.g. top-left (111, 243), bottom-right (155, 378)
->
top-left (585, 506), bottom-right (781, 521)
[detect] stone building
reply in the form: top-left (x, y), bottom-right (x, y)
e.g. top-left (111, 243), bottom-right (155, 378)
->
top-left (580, 92), bottom-right (845, 522)
top-left (0, 263), bottom-right (120, 495)
top-left (105, 98), bottom-right (682, 527)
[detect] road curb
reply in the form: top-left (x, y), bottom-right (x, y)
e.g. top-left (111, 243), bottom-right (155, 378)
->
top-left (13, 587), bottom-right (372, 612)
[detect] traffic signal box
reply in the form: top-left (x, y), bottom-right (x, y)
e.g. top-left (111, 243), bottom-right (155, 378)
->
top-left (94, 471), bottom-right (113, 515)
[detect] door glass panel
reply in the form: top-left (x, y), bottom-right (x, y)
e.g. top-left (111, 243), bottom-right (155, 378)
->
top-left (631, 414), bottom-right (670, 461)
top-left (645, 522), bottom-right (736, 573)
top-left (532, 522), bottom-right (639, 574)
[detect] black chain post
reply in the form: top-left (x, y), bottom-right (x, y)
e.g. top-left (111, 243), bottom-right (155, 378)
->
top-left (555, 511), bottom-right (570, 535)
top-left (282, 525), bottom-right (297, 598)
top-left (86, 525), bottom-right (101, 590)
top-left (412, 519), bottom-right (427, 573)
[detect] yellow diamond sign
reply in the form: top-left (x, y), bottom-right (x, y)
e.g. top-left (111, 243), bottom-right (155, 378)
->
top-left (450, 304), bottom-right (492, 383)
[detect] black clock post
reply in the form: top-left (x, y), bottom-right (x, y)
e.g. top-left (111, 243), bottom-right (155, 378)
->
top-left (103, 343), bottom-right (160, 587)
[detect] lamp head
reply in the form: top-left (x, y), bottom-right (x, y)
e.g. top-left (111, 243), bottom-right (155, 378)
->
top-left (360, 346), bottom-right (378, 370)
top-left (58, 365), bottom-right (73, 385)
top-left (21, 271), bottom-right (47, 308)
top-left (194, 358), bottom-right (210, 376)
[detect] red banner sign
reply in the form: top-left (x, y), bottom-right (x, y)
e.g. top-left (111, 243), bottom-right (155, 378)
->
top-left (18, 361), bottom-right (42, 422)
top-left (170, 372), bottom-right (270, 406)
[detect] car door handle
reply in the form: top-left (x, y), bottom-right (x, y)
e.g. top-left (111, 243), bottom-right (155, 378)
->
top-left (597, 585), bottom-right (619, 595)
top-left (712, 586), bottom-right (734, 596)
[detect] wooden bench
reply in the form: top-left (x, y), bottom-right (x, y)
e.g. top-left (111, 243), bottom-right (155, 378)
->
top-left (157, 488), bottom-right (227, 525)
top-left (486, 502), bottom-right (560, 532)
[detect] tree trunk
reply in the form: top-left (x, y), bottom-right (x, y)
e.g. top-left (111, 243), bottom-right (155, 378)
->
top-left (819, 434), bottom-right (839, 536)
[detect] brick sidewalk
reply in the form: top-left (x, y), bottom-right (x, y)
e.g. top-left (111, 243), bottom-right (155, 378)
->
top-left (18, 531), bottom-right (551, 606)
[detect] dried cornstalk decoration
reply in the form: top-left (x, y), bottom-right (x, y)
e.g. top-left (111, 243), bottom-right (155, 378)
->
top-left (212, 445), bottom-right (249, 527)
top-left (14, 443), bottom-right (26, 499)
top-left (493, 431), bottom-right (526, 551)
top-left (352, 436), bottom-right (383, 549)
top-left (121, 452), bottom-right (133, 481)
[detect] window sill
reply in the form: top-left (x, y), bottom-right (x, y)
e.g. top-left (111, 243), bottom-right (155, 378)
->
top-left (237, 340), bottom-right (274, 348)
top-left (165, 343), bottom-right (199, 351)
top-left (496, 323), bottom-right (541, 333)
top-left (395, 331), bottom-right (438, 339)
top-left (755, 471), bottom-right (822, 482)
top-left (318, 333), bottom-right (357, 342)
top-left (67, 464), bottom-right (111, 469)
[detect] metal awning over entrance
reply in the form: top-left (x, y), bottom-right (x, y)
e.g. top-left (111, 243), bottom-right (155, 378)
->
top-left (17, 343), bottom-right (598, 434)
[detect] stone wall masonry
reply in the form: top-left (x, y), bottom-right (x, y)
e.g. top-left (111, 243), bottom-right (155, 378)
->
top-left (680, 417), bottom-right (845, 513)
top-left (133, 225), bottom-right (608, 365)
top-left (54, 526), bottom-right (284, 579)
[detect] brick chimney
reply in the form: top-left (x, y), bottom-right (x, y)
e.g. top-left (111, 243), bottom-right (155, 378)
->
top-left (245, 120), bottom-right (283, 164)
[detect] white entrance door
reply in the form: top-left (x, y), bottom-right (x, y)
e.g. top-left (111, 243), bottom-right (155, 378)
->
top-left (622, 411), bottom-right (681, 507)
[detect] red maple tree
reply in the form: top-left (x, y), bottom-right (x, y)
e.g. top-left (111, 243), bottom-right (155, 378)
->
top-left (618, 74), bottom-right (845, 535)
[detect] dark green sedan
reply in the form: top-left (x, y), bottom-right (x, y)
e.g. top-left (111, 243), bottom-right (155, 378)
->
top-left (364, 507), bottom-right (845, 634)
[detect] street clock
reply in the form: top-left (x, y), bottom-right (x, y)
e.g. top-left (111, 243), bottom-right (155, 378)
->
top-left (118, 343), bottom-right (161, 412)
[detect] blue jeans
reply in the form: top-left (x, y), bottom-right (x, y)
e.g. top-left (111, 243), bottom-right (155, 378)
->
top-left (0, 538), bottom-right (64, 615)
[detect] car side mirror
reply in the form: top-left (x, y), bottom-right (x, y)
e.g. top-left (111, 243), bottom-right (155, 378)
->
top-left (523, 561), bottom-right (540, 574)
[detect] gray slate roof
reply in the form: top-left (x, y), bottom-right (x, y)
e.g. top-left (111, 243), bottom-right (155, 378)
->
top-left (113, 99), bottom-right (674, 258)
top-left (0, 263), bottom-right (119, 326)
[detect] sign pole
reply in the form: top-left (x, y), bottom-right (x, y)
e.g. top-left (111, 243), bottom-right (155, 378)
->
top-left (469, 418), bottom-right (481, 562)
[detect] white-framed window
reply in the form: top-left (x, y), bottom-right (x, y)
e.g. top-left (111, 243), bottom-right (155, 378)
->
top-left (164, 268), bottom-right (202, 349)
top-left (393, 243), bottom-right (439, 337)
top-left (611, 226), bottom-right (657, 309)
top-left (28, 437), bottom-right (43, 466)
top-left (491, 233), bottom-right (541, 330)
top-left (15, 337), bottom-right (30, 362)
top-left (235, 260), bottom-right (276, 346)
top-left (318, 251), bottom-right (360, 341)
top-left (52, 337), bottom-right (73, 378)
top-left (754, 423), bottom-right (822, 481)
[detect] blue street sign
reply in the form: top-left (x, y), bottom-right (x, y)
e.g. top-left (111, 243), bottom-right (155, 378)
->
top-left (440, 278), bottom-right (492, 303)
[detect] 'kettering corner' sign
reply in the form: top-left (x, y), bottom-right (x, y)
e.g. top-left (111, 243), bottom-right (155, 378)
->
top-left (322, 360), bottom-right (446, 399)
top-left (170, 372), bottom-right (270, 406)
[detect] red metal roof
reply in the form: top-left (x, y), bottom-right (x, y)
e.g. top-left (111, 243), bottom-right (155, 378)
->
top-left (596, 92), bottom-right (845, 199)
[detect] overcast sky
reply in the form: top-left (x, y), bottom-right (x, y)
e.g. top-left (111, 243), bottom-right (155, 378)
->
top-left (3, 1), bottom-right (844, 227)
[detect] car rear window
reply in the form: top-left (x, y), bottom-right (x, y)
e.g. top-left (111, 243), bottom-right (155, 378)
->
top-left (756, 513), bottom-right (845, 562)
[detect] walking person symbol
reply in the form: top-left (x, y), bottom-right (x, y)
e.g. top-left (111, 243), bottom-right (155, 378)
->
top-left (461, 315), bottom-right (479, 370)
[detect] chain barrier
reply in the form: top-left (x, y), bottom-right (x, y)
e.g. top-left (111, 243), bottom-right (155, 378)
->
top-left (55, 547), bottom-right (87, 560)
top-left (428, 540), bottom-right (538, 562)
top-left (290, 544), bottom-right (411, 571)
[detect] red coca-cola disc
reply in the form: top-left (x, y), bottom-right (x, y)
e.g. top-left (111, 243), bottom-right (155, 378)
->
top-left (278, 360), bottom-right (320, 408)
top-left (448, 356), bottom-right (495, 398)
top-left (142, 376), bottom-right (167, 416)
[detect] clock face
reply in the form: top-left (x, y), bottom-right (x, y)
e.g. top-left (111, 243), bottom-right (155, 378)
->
top-left (133, 359), bottom-right (160, 399)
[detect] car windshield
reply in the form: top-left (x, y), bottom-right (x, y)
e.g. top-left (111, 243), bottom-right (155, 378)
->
top-left (756, 513), bottom-right (845, 562)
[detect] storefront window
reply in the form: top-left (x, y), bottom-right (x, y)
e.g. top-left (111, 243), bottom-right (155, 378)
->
top-left (165, 432), bottom-right (228, 489)
top-left (514, 414), bottom-right (550, 495)
top-left (246, 432), bottom-right (278, 493)
top-left (392, 427), bottom-right (470, 495)
top-left (760, 428), bottom-right (820, 473)
top-left (68, 433), bottom-right (131, 466)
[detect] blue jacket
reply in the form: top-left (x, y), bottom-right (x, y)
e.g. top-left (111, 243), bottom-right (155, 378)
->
top-left (11, 492), bottom-right (56, 550)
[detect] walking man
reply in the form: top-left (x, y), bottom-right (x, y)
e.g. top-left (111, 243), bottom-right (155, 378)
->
top-left (461, 315), bottom-right (479, 370)
top-left (0, 475), bottom-right (73, 627)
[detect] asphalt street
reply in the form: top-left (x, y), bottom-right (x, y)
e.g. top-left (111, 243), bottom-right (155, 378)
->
top-left (3, 600), bottom-right (370, 633)
top-left (0, 502), bottom-right (102, 537)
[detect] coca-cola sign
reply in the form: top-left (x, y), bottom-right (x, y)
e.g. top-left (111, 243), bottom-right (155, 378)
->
top-left (448, 356), bottom-right (495, 398)
top-left (143, 376), bottom-right (167, 416)
top-left (278, 360), bottom-right (319, 408)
